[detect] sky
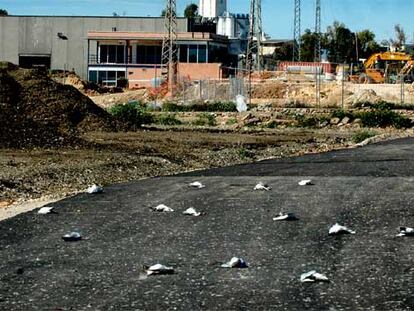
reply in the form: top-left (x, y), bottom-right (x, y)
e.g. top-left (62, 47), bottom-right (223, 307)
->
top-left (0, 0), bottom-right (413, 42)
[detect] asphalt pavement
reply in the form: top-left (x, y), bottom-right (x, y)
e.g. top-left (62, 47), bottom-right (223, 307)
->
top-left (1, 138), bottom-right (414, 310)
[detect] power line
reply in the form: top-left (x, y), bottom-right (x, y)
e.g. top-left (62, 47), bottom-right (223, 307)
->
top-left (161, 0), bottom-right (178, 96)
top-left (293, 0), bottom-right (301, 61)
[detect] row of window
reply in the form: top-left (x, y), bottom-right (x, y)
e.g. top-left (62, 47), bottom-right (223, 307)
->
top-left (97, 44), bottom-right (220, 64)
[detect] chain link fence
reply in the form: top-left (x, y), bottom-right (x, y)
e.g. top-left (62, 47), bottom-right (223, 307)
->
top-left (172, 69), bottom-right (414, 108)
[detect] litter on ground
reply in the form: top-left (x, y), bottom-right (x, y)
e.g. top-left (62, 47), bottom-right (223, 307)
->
top-left (298, 180), bottom-right (313, 186)
top-left (254, 182), bottom-right (271, 191)
top-left (221, 257), bottom-right (248, 268)
top-left (62, 232), bottom-right (82, 242)
top-left (329, 223), bottom-right (356, 235)
top-left (397, 227), bottom-right (414, 237)
top-left (300, 270), bottom-right (329, 283)
top-left (144, 264), bottom-right (174, 275)
top-left (37, 206), bottom-right (56, 214)
top-left (86, 184), bottom-right (103, 194)
top-left (183, 207), bottom-right (202, 216)
top-left (151, 204), bottom-right (174, 212)
top-left (273, 212), bottom-right (299, 221)
top-left (189, 181), bottom-right (206, 189)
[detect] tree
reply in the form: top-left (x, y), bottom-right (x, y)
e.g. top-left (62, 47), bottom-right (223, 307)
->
top-left (0, 9), bottom-right (8, 16)
top-left (184, 4), bottom-right (198, 19)
top-left (356, 29), bottom-right (381, 59)
top-left (390, 24), bottom-right (406, 51)
top-left (272, 41), bottom-right (294, 61)
top-left (326, 21), bottom-right (355, 63)
top-left (160, 9), bottom-right (166, 17)
top-left (299, 29), bottom-right (322, 62)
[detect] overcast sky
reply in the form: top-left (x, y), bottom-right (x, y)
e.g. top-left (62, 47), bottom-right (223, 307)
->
top-left (1, 0), bottom-right (413, 42)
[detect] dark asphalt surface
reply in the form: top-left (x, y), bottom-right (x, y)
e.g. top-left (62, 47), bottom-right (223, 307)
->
top-left (1, 138), bottom-right (414, 310)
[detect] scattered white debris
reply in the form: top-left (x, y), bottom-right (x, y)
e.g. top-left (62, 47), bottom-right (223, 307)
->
top-left (37, 206), bottom-right (56, 215)
top-left (236, 94), bottom-right (248, 112)
top-left (86, 184), bottom-right (103, 194)
top-left (300, 270), bottom-right (329, 283)
top-left (254, 182), bottom-right (271, 191)
top-left (62, 232), bottom-right (82, 242)
top-left (329, 223), bottom-right (356, 236)
top-left (397, 227), bottom-right (414, 237)
top-left (189, 181), bottom-right (206, 189)
top-left (273, 212), bottom-right (299, 221)
top-left (183, 207), bottom-right (202, 217)
top-left (145, 264), bottom-right (174, 275)
top-left (298, 180), bottom-right (313, 186)
top-left (221, 257), bottom-right (248, 268)
top-left (151, 204), bottom-right (174, 212)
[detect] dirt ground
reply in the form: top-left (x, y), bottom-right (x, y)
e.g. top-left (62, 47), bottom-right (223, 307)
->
top-left (0, 126), bottom-right (409, 218)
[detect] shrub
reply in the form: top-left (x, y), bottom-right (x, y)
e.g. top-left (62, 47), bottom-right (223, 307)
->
top-left (226, 118), bottom-right (237, 125)
top-left (352, 130), bottom-right (377, 144)
top-left (108, 101), bottom-right (152, 127)
top-left (264, 120), bottom-right (278, 129)
top-left (330, 109), bottom-right (354, 121)
top-left (162, 101), bottom-right (237, 112)
top-left (194, 113), bottom-right (216, 126)
top-left (357, 109), bottom-right (412, 129)
top-left (295, 115), bottom-right (328, 128)
top-left (157, 114), bottom-right (182, 126)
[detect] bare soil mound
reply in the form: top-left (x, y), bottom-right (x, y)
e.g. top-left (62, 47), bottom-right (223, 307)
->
top-left (0, 63), bottom-right (115, 148)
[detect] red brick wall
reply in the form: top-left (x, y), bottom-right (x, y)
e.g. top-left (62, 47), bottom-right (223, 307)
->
top-left (126, 63), bottom-right (223, 88)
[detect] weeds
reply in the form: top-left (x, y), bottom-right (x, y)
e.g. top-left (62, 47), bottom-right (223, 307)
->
top-left (157, 114), bottom-right (182, 126)
top-left (352, 130), bottom-right (377, 144)
top-left (108, 101), bottom-right (152, 127)
top-left (163, 101), bottom-right (237, 112)
top-left (194, 113), bottom-right (216, 126)
top-left (238, 148), bottom-right (254, 159)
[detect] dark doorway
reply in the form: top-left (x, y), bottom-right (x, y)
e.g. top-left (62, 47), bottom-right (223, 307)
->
top-left (19, 54), bottom-right (51, 69)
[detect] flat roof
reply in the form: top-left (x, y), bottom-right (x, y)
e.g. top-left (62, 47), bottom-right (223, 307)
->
top-left (1, 15), bottom-right (186, 19)
top-left (87, 31), bottom-right (228, 42)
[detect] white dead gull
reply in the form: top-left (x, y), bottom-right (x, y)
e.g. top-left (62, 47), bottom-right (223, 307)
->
top-left (300, 270), bottom-right (329, 283)
top-left (62, 232), bottom-right (82, 242)
top-left (298, 180), bottom-right (313, 186)
top-left (397, 227), bottom-right (414, 237)
top-left (254, 182), bottom-right (271, 191)
top-left (86, 184), bottom-right (103, 194)
top-left (329, 223), bottom-right (356, 236)
top-left (189, 181), bottom-right (206, 189)
top-left (273, 212), bottom-right (299, 221)
top-left (151, 204), bottom-right (174, 212)
top-left (183, 207), bottom-right (202, 217)
top-left (221, 257), bottom-right (248, 268)
top-left (144, 264), bottom-right (174, 275)
top-left (38, 206), bottom-right (56, 215)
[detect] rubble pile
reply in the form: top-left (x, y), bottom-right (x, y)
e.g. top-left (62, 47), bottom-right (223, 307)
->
top-left (0, 63), bottom-right (115, 148)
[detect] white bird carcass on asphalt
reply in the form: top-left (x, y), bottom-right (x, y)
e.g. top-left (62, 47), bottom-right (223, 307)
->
top-left (38, 206), bottom-right (56, 214)
top-left (62, 231), bottom-right (82, 242)
top-left (151, 204), bottom-right (174, 212)
top-left (189, 181), bottom-right (206, 189)
top-left (86, 184), bottom-right (103, 194)
top-left (254, 182), bottom-right (271, 191)
top-left (183, 207), bottom-right (202, 217)
top-left (329, 223), bottom-right (356, 236)
top-left (298, 179), bottom-right (313, 186)
top-left (221, 257), bottom-right (248, 268)
top-left (144, 264), bottom-right (174, 275)
top-left (397, 227), bottom-right (414, 237)
top-left (273, 212), bottom-right (299, 221)
top-left (300, 270), bottom-right (329, 283)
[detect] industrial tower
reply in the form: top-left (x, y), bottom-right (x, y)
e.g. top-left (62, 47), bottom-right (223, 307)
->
top-left (161, 0), bottom-right (178, 95)
top-left (246, 0), bottom-right (263, 73)
top-left (314, 0), bottom-right (322, 106)
top-left (293, 0), bottom-right (301, 61)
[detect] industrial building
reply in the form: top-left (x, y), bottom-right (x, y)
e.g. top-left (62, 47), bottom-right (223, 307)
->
top-left (0, 0), bottom-right (255, 87)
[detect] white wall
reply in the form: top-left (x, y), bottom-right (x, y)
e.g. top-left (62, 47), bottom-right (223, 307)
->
top-left (199, 0), bottom-right (227, 18)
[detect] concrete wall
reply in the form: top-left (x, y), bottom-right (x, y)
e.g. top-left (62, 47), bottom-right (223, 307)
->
top-left (0, 16), bottom-right (188, 79)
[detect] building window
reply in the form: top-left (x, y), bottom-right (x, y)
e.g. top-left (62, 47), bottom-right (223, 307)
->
top-left (198, 45), bottom-right (207, 63)
top-left (89, 69), bottom-right (126, 86)
top-left (189, 45), bottom-right (198, 63)
top-left (179, 45), bottom-right (188, 62)
top-left (99, 45), bottom-right (125, 64)
top-left (137, 45), bottom-right (162, 64)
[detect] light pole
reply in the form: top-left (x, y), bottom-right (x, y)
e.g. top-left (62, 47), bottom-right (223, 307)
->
top-left (57, 32), bottom-right (68, 84)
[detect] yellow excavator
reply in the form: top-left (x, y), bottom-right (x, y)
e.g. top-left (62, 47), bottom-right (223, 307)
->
top-left (352, 52), bottom-right (414, 84)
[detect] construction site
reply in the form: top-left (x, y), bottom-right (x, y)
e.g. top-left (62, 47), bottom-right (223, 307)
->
top-left (1, 0), bottom-right (414, 310)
